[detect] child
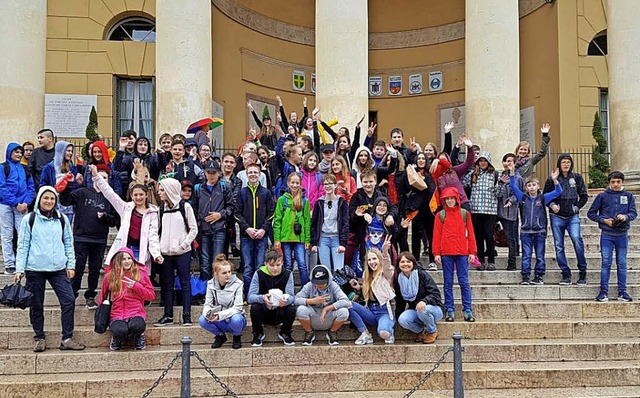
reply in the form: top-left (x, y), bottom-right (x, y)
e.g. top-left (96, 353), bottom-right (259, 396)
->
top-left (311, 174), bottom-right (349, 272)
top-left (495, 153), bottom-right (522, 271)
top-left (509, 166), bottom-right (562, 285)
top-left (300, 151), bottom-right (325, 210)
top-left (587, 171), bottom-right (638, 302)
top-left (295, 264), bottom-right (352, 346)
top-left (432, 187), bottom-right (477, 322)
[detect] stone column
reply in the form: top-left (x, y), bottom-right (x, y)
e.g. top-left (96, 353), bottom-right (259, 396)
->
top-left (0, 0), bottom-right (46, 145)
top-left (156, 0), bottom-right (212, 136)
top-left (315, 0), bottom-right (368, 143)
top-left (465, 0), bottom-right (520, 160)
top-left (607, 0), bottom-right (640, 189)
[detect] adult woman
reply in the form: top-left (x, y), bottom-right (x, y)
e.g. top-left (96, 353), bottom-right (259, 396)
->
top-left (273, 173), bottom-right (311, 285)
top-left (199, 254), bottom-right (245, 349)
top-left (348, 237), bottom-right (396, 345)
top-left (155, 178), bottom-right (198, 327)
top-left (395, 252), bottom-right (444, 344)
top-left (98, 247), bottom-right (155, 350)
top-left (328, 155), bottom-right (356, 203)
top-left (300, 151), bottom-right (325, 210)
top-left (14, 186), bottom-right (85, 352)
top-left (311, 174), bottom-right (349, 272)
top-left (40, 141), bottom-right (81, 223)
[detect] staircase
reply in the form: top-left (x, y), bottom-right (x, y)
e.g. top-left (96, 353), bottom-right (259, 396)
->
top-left (1, 196), bottom-right (639, 397)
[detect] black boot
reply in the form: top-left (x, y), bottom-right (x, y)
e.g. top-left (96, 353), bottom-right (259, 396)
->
top-left (232, 335), bottom-right (242, 349)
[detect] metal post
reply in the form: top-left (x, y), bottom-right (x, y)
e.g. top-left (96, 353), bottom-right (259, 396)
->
top-left (452, 333), bottom-right (464, 398)
top-left (181, 336), bottom-right (192, 398)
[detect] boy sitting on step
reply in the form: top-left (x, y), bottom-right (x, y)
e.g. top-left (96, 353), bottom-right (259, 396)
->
top-left (508, 166), bottom-right (562, 285)
top-left (587, 171), bottom-right (638, 302)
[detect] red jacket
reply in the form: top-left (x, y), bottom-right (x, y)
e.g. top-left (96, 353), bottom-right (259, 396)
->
top-left (432, 187), bottom-right (477, 257)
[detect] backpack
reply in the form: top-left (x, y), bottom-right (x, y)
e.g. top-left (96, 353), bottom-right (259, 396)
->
top-left (28, 212), bottom-right (66, 242)
top-left (272, 162), bottom-right (291, 197)
top-left (439, 208), bottom-right (468, 224)
top-left (2, 162), bottom-right (31, 180)
top-left (159, 200), bottom-right (191, 236)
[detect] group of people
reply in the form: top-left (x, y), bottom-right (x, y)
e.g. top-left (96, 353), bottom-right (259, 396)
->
top-left (0, 96), bottom-right (636, 352)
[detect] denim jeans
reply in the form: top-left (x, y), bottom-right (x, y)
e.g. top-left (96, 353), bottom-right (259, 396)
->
top-left (398, 305), bottom-right (444, 334)
top-left (282, 242), bottom-right (308, 285)
top-left (600, 234), bottom-right (628, 295)
top-left (550, 214), bottom-right (587, 275)
top-left (499, 217), bottom-right (518, 269)
top-left (318, 234), bottom-right (345, 272)
top-left (200, 230), bottom-right (226, 281)
top-left (0, 204), bottom-right (25, 269)
top-left (160, 252), bottom-right (192, 317)
top-left (441, 255), bottom-right (472, 312)
top-left (72, 241), bottom-right (106, 299)
top-left (521, 232), bottom-right (546, 278)
top-left (127, 245), bottom-right (140, 261)
top-left (25, 270), bottom-right (76, 340)
top-left (199, 313), bottom-right (246, 336)
top-left (348, 302), bottom-right (395, 337)
top-left (241, 236), bottom-right (268, 298)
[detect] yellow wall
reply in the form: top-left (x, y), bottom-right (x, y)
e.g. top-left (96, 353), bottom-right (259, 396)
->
top-left (46, 0), bottom-right (156, 141)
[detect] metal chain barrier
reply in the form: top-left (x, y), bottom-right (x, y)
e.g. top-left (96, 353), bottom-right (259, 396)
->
top-left (191, 351), bottom-right (239, 397)
top-left (141, 352), bottom-right (182, 398)
top-left (403, 346), bottom-right (454, 398)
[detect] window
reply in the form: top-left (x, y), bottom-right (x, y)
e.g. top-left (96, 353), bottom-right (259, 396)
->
top-left (116, 79), bottom-right (154, 141)
top-left (599, 89), bottom-right (610, 161)
top-left (107, 17), bottom-right (156, 43)
top-left (588, 31), bottom-right (607, 56)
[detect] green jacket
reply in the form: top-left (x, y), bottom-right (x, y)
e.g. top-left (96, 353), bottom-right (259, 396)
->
top-left (273, 192), bottom-right (311, 244)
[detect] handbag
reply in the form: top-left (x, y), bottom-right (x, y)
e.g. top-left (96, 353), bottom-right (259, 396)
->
top-left (94, 291), bottom-right (112, 334)
top-left (406, 165), bottom-right (427, 191)
top-left (0, 282), bottom-right (34, 309)
top-left (494, 221), bottom-right (508, 248)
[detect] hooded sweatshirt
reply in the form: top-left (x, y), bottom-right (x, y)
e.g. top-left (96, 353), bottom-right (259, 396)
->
top-left (543, 154), bottom-right (588, 218)
top-left (462, 151), bottom-right (498, 215)
top-left (158, 178), bottom-right (198, 255)
top-left (510, 174), bottom-right (563, 233)
top-left (247, 265), bottom-right (295, 306)
top-left (97, 247), bottom-right (156, 321)
top-left (587, 187), bottom-right (638, 236)
top-left (202, 273), bottom-right (245, 321)
top-left (0, 143), bottom-right (35, 206)
top-left (39, 141), bottom-right (78, 190)
top-left (351, 147), bottom-right (375, 188)
top-left (294, 264), bottom-right (352, 310)
top-left (432, 187), bottom-right (477, 257)
top-left (15, 186), bottom-right (75, 273)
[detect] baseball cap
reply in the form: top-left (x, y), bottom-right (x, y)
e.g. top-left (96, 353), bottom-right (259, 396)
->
top-left (311, 265), bottom-right (330, 285)
top-left (320, 144), bottom-right (335, 153)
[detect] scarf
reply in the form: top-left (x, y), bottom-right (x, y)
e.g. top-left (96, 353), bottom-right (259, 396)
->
top-left (515, 156), bottom-right (529, 169)
top-left (398, 270), bottom-right (419, 302)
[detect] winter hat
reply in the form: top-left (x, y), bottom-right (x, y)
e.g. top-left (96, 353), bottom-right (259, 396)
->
top-left (311, 264), bottom-right (330, 285)
top-left (96, 164), bottom-right (111, 175)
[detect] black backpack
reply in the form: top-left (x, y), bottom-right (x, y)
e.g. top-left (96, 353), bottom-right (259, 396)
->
top-left (27, 212), bottom-right (66, 242)
top-left (159, 200), bottom-right (191, 235)
top-left (2, 162), bottom-right (31, 180)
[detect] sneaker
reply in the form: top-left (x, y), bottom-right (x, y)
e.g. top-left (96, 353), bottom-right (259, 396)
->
top-left (520, 277), bottom-right (530, 285)
top-left (422, 250), bottom-right (429, 257)
top-left (445, 310), bottom-right (455, 322)
top-left (595, 292), bottom-right (609, 302)
top-left (384, 334), bottom-right (395, 344)
top-left (278, 332), bottom-right (295, 346)
top-left (414, 332), bottom-right (427, 343)
top-left (470, 258), bottom-right (482, 269)
top-left (59, 338), bottom-right (86, 351)
top-left (486, 263), bottom-right (496, 271)
top-left (506, 265), bottom-right (517, 271)
top-left (354, 331), bottom-right (374, 345)
top-left (5, 267), bottom-right (16, 275)
top-left (135, 334), bottom-right (146, 350)
top-left (422, 331), bottom-right (438, 344)
top-left (428, 262), bottom-right (438, 271)
top-left (302, 331), bottom-right (316, 346)
top-left (576, 271), bottom-right (587, 286)
top-left (463, 310), bottom-right (476, 323)
top-left (251, 333), bottom-right (265, 347)
top-left (33, 339), bottom-right (46, 353)
top-left (232, 335), bottom-right (242, 349)
top-left (154, 315), bottom-right (174, 327)
top-left (182, 313), bottom-right (193, 326)
top-left (110, 336), bottom-right (122, 351)
top-left (559, 275), bottom-right (572, 285)
top-left (531, 276), bottom-right (544, 285)
top-left (618, 292), bottom-right (633, 302)
top-left (326, 331), bottom-right (339, 346)
top-left (85, 298), bottom-right (98, 310)
top-left (211, 334), bottom-right (227, 349)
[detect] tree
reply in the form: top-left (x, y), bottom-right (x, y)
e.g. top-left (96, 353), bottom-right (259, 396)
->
top-left (588, 112), bottom-right (609, 188)
top-left (83, 106), bottom-right (99, 161)
top-left (262, 105), bottom-right (270, 120)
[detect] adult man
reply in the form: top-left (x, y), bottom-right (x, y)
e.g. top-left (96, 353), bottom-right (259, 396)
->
top-left (0, 143), bottom-right (35, 274)
top-left (28, 129), bottom-right (55, 190)
top-left (543, 154), bottom-right (589, 285)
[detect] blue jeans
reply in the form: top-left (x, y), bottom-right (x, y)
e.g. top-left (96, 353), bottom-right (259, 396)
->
top-left (521, 232), bottom-right (546, 278)
top-left (282, 242), bottom-right (308, 285)
top-left (199, 313), bottom-right (246, 336)
top-left (127, 245), bottom-right (140, 262)
top-left (441, 255), bottom-right (472, 312)
top-left (318, 234), bottom-right (345, 272)
top-left (600, 234), bottom-right (628, 295)
top-left (0, 204), bottom-right (25, 269)
top-left (25, 270), bottom-right (76, 340)
top-left (398, 305), bottom-right (443, 334)
top-left (241, 235), bottom-right (268, 298)
top-left (349, 302), bottom-right (395, 337)
top-left (200, 230), bottom-right (226, 280)
top-left (550, 214), bottom-right (587, 275)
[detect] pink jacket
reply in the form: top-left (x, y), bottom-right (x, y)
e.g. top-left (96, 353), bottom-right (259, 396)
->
top-left (301, 170), bottom-right (325, 211)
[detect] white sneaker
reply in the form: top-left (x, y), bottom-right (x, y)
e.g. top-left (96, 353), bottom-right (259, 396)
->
top-left (384, 335), bottom-right (395, 344)
top-left (428, 262), bottom-right (438, 271)
top-left (354, 332), bottom-right (373, 345)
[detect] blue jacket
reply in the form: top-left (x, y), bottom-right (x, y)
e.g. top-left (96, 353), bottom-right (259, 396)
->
top-left (510, 175), bottom-right (563, 233)
top-left (39, 141), bottom-right (78, 190)
top-left (16, 186), bottom-right (75, 273)
top-left (587, 188), bottom-right (638, 236)
top-left (0, 142), bottom-right (35, 206)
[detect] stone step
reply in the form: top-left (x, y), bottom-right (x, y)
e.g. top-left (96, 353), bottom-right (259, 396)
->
top-left (2, 301), bottom-right (638, 328)
top-left (2, 318), bottom-right (640, 350)
top-left (1, 359), bottom-right (640, 396)
top-left (427, 269), bottom-right (640, 284)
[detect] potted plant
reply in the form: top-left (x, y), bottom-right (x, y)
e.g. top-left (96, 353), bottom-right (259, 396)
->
top-left (588, 112), bottom-right (609, 192)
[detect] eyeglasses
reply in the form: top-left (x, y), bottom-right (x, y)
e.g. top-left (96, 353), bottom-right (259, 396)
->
top-left (327, 200), bottom-right (333, 209)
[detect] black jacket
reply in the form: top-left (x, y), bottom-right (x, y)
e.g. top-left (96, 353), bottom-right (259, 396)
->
top-left (59, 186), bottom-right (118, 243)
top-left (195, 181), bottom-right (236, 234)
top-left (234, 184), bottom-right (275, 236)
top-left (28, 146), bottom-right (55, 189)
top-left (394, 269), bottom-right (445, 319)
top-left (348, 188), bottom-right (398, 239)
top-left (311, 196), bottom-right (349, 247)
top-left (543, 154), bottom-right (588, 218)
